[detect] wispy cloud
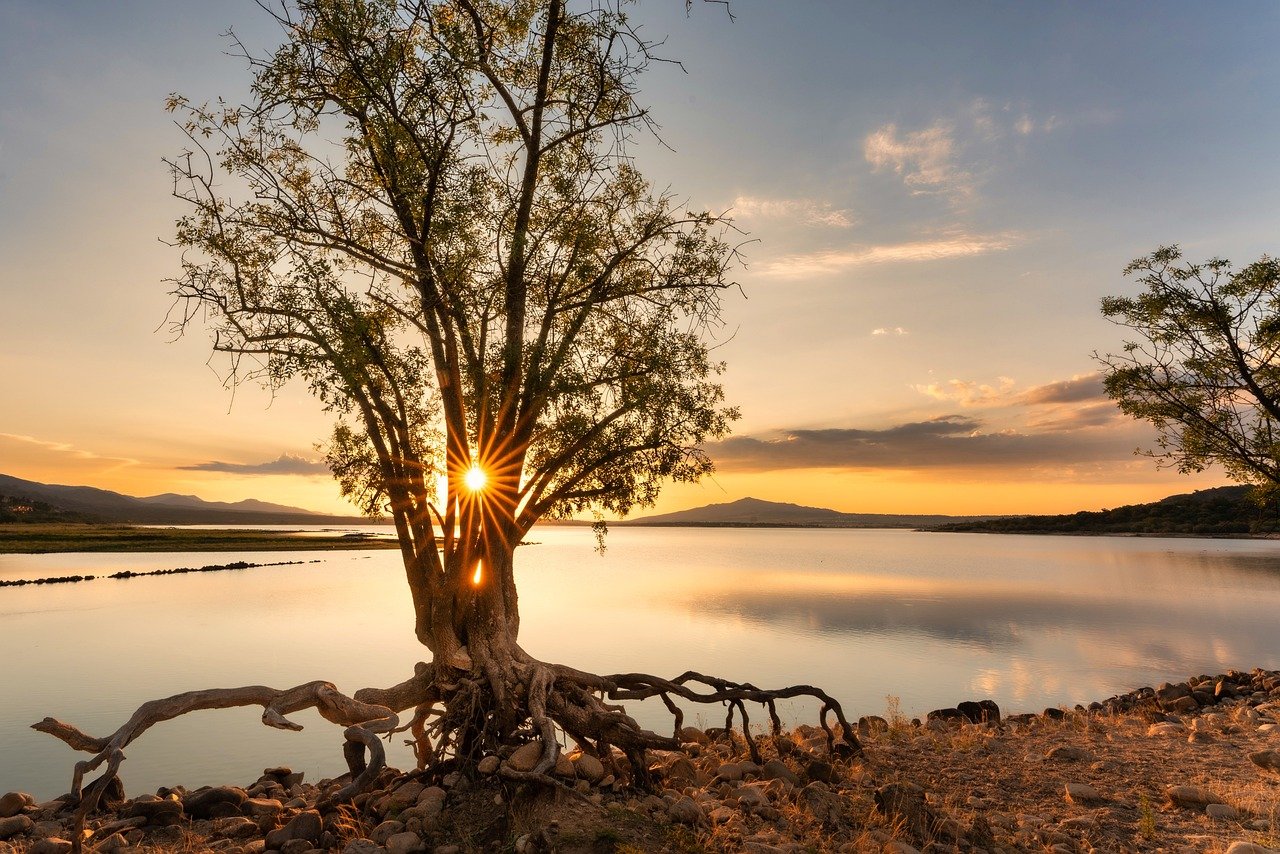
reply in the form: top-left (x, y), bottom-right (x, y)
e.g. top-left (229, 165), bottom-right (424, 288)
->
top-left (872, 327), bottom-right (909, 336)
top-left (914, 377), bottom-right (1017, 407)
top-left (708, 414), bottom-right (1138, 473)
top-left (0, 432), bottom-right (138, 467)
top-left (1020, 372), bottom-right (1106, 405)
top-left (758, 233), bottom-right (1016, 279)
top-left (730, 195), bottom-right (854, 228)
top-left (179, 453), bottom-right (328, 476)
top-left (864, 121), bottom-right (973, 201)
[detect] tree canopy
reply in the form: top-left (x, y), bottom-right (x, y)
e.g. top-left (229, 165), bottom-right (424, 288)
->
top-left (1099, 245), bottom-right (1280, 492)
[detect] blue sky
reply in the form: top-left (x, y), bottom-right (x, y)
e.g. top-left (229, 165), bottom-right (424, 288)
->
top-left (2, 1), bottom-right (1278, 514)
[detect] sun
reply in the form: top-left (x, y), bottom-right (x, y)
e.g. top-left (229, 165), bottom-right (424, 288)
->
top-left (464, 465), bottom-right (487, 493)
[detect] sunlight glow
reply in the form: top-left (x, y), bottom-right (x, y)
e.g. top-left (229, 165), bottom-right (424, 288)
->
top-left (464, 465), bottom-right (487, 493)
top-left (472, 559), bottom-right (483, 586)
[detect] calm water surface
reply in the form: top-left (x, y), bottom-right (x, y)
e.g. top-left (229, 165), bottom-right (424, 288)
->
top-left (3, 527), bottom-right (1280, 798)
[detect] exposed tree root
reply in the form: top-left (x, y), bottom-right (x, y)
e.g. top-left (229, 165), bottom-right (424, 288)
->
top-left (34, 653), bottom-right (862, 852)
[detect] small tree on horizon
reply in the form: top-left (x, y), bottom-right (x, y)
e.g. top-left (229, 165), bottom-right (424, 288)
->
top-left (35, 0), bottom-right (860, 827)
top-left (1099, 245), bottom-right (1280, 501)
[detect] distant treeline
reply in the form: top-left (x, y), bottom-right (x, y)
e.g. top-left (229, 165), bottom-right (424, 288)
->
top-left (0, 494), bottom-right (90, 523)
top-left (934, 485), bottom-right (1279, 536)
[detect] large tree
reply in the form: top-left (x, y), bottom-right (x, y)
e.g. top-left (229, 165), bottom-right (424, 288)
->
top-left (1099, 245), bottom-right (1280, 492)
top-left (37, 0), bottom-right (859, 826)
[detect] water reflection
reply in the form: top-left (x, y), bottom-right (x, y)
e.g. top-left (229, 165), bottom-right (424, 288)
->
top-left (4, 527), bottom-right (1280, 800)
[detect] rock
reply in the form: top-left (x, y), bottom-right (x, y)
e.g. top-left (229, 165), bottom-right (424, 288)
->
top-left (714, 762), bottom-right (744, 782)
top-left (210, 816), bottom-right (259, 839)
top-left (385, 782), bottom-right (425, 812)
top-left (805, 758), bottom-right (837, 784)
top-left (476, 755), bottom-right (500, 774)
top-left (708, 806), bottom-right (736, 825)
top-left (266, 810), bottom-right (323, 848)
top-left (733, 785), bottom-right (769, 813)
top-left (1188, 730), bottom-right (1217, 744)
top-left (1063, 782), bottom-right (1104, 804)
top-left (0, 794), bottom-right (31, 820)
top-left (1250, 749), bottom-right (1280, 774)
top-left (926, 707), bottom-right (966, 723)
top-left (505, 741), bottom-right (545, 773)
top-left (571, 753), bottom-right (605, 784)
top-left (882, 843), bottom-right (921, 854)
top-left (386, 832), bottom-right (425, 854)
top-left (1224, 844), bottom-right (1280, 854)
top-left (553, 753), bottom-right (575, 777)
top-left (761, 759), bottom-right (801, 787)
top-left (1207, 803), bottom-right (1240, 820)
top-left (858, 715), bottom-right (890, 736)
top-left (342, 840), bottom-right (385, 854)
top-left (432, 846), bottom-right (460, 854)
top-left (126, 797), bottom-right (183, 825)
top-left (799, 782), bottom-right (845, 826)
top-left (663, 755), bottom-right (699, 786)
top-left (241, 797), bottom-right (284, 823)
top-left (1166, 784), bottom-right (1225, 809)
top-left (1147, 722), bottom-right (1185, 737)
top-left (678, 726), bottom-right (710, 745)
top-left (669, 796), bottom-right (705, 826)
top-left (28, 839), bottom-right (72, 854)
top-left (371, 821), bottom-right (406, 845)
top-left (1045, 745), bottom-right (1094, 762)
top-left (184, 785), bottom-right (247, 819)
top-left (0, 816), bottom-right (33, 840)
top-left (875, 783), bottom-right (935, 839)
top-left (280, 839), bottom-right (313, 854)
top-left (957, 699), bottom-right (1001, 724)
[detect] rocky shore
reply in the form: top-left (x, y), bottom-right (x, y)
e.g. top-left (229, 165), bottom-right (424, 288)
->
top-left (3, 668), bottom-right (1279, 854)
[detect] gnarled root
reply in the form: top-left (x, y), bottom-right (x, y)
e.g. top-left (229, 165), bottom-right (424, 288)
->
top-left (34, 653), bottom-right (860, 848)
top-left (33, 676), bottom-right (429, 854)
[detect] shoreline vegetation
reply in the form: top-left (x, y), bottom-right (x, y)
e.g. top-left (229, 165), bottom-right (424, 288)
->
top-left (4, 668), bottom-right (1278, 853)
top-left (0, 524), bottom-right (401, 555)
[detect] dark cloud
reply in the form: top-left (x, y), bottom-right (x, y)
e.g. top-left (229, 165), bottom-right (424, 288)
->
top-left (708, 414), bottom-right (1139, 472)
top-left (1027, 402), bottom-right (1125, 431)
top-left (179, 453), bottom-right (328, 475)
top-left (1020, 373), bottom-right (1107, 405)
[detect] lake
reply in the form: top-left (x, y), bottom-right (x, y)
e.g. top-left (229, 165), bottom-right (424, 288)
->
top-left (4, 526), bottom-right (1280, 800)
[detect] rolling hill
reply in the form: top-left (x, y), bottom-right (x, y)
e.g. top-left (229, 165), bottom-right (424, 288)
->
top-left (0, 473), bottom-right (371, 525)
top-left (621, 496), bottom-right (995, 528)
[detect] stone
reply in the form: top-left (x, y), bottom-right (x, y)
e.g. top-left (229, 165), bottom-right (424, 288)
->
top-left (386, 782), bottom-right (425, 812)
top-left (29, 839), bottom-right (72, 854)
top-left (476, 755), bottom-right (500, 774)
top-left (553, 753), bottom-right (574, 777)
top-left (505, 741), bottom-right (544, 773)
top-left (1063, 782), bottom-right (1104, 804)
top-left (678, 726), bottom-right (710, 745)
top-left (386, 832), bottom-right (425, 854)
top-left (1045, 745), bottom-right (1094, 762)
top-left (857, 715), bottom-right (890, 736)
top-left (663, 755), bottom-right (699, 786)
top-left (266, 810), bottom-right (323, 848)
top-left (342, 841), bottom-right (385, 854)
top-left (733, 785), bottom-right (768, 813)
top-left (1251, 749), bottom-right (1280, 774)
top-left (0, 816), bottom-right (32, 840)
top-left (1207, 803), bottom-right (1240, 820)
top-left (211, 816), bottom-right (259, 839)
top-left (1147, 722), bottom-right (1184, 737)
top-left (882, 843), bottom-right (921, 854)
top-left (371, 821), bottom-right (405, 845)
top-left (957, 699), bottom-right (1001, 724)
top-left (280, 839), bottom-right (313, 854)
top-left (708, 806), bottom-right (736, 825)
top-left (571, 753), bottom-right (605, 784)
top-left (1224, 844), bottom-right (1280, 854)
top-left (760, 759), bottom-right (801, 787)
top-left (1166, 784), bottom-right (1225, 809)
top-left (241, 797), bottom-right (284, 822)
top-left (799, 782), bottom-right (844, 826)
top-left (127, 797), bottom-right (183, 825)
top-left (668, 796), bottom-right (705, 825)
top-left (874, 783), bottom-right (934, 839)
top-left (714, 762), bottom-right (744, 782)
top-left (184, 786), bottom-right (248, 819)
top-left (805, 759), bottom-right (837, 784)
top-left (0, 794), bottom-right (31, 820)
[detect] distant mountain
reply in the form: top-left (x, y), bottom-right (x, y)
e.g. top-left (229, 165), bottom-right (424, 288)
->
top-left (934, 485), bottom-right (1273, 537)
top-left (0, 473), bottom-right (372, 525)
top-left (622, 496), bottom-right (995, 529)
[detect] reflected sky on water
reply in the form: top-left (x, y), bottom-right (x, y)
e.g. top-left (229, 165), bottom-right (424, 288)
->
top-left (3, 527), bottom-right (1279, 798)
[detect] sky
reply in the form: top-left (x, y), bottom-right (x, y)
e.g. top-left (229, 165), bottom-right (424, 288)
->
top-left (2, 0), bottom-right (1279, 517)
